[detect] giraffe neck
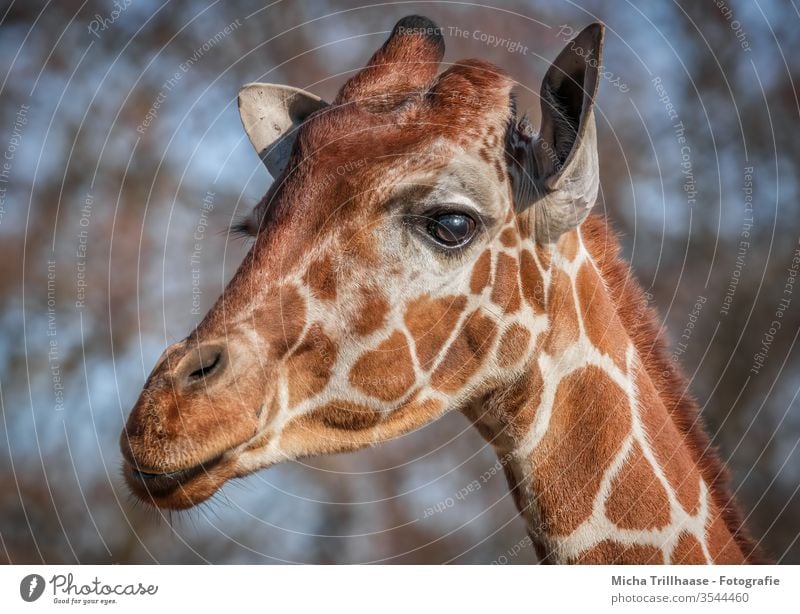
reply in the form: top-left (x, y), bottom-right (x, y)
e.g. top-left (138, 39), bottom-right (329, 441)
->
top-left (465, 219), bottom-right (751, 564)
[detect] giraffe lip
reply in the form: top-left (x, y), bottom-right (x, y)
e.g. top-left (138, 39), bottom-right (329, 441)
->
top-left (126, 454), bottom-right (224, 494)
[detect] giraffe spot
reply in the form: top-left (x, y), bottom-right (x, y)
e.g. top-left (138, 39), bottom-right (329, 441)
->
top-left (637, 369), bottom-right (701, 515)
top-left (304, 254), bottom-right (337, 301)
top-left (286, 324), bottom-right (336, 407)
top-left (519, 249), bottom-right (545, 312)
top-left (541, 268), bottom-right (579, 355)
top-left (706, 512), bottom-right (746, 563)
top-left (405, 294), bottom-right (467, 370)
top-left (432, 309), bottom-right (497, 393)
top-left (349, 330), bottom-right (415, 401)
top-left (492, 365), bottom-right (543, 440)
top-left (670, 532), bottom-right (707, 564)
top-left (470, 250), bottom-right (492, 294)
top-left (496, 324), bottom-right (531, 368)
top-left (494, 159), bottom-right (505, 182)
top-left (499, 227), bottom-right (518, 248)
top-left (571, 540), bottom-right (663, 564)
top-left (351, 290), bottom-right (389, 337)
top-left (576, 263), bottom-right (627, 372)
top-left (532, 367), bottom-right (632, 535)
top-left (605, 441), bottom-right (671, 530)
top-left (255, 284), bottom-right (306, 357)
top-left (490, 253), bottom-right (521, 313)
top-left (556, 230), bottom-right (579, 261)
top-left (306, 400), bottom-right (382, 430)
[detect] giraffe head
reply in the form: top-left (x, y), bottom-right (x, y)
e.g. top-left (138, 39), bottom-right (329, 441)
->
top-left (120, 16), bottom-right (604, 509)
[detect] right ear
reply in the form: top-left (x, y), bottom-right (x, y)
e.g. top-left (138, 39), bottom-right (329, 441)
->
top-left (512, 23), bottom-right (604, 243)
top-left (238, 83), bottom-right (328, 178)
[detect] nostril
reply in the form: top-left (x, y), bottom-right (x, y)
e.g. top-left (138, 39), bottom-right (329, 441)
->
top-left (180, 344), bottom-right (226, 387)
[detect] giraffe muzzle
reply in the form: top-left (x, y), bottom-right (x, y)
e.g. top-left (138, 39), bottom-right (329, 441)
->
top-left (120, 337), bottom-right (268, 510)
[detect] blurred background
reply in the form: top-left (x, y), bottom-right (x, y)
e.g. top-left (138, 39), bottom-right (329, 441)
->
top-left (1, 0), bottom-right (798, 563)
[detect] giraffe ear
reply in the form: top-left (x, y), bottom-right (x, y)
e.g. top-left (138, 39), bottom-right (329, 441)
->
top-left (515, 23), bottom-right (604, 243)
top-left (238, 83), bottom-right (328, 177)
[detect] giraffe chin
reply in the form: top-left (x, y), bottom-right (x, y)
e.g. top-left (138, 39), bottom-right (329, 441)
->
top-left (122, 452), bottom-right (237, 510)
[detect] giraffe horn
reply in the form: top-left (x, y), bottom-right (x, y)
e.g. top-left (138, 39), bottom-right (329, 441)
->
top-left (335, 15), bottom-right (445, 108)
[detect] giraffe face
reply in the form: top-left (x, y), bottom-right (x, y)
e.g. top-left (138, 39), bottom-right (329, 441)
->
top-left (120, 16), bottom-right (604, 510)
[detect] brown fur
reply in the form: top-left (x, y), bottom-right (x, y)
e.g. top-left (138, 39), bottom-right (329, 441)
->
top-left (580, 215), bottom-right (766, 562)
top-left (405, 294), bottom-right (467, 370)
top-left (255, 284), bottom-right (307, 357)
top-left (470, 250), bottom-right (492, 294)
top-left (541, 267), bottom-right (579, 354)
top-left (491, 252), bottom-right (522, 313)
top-left (532, 367), bottom-right (632, 535)
top-left (351, 290), bottom-right (390, 337)
top-left (576, 261), bottom-right (628, 372)
top-left (572, 540), bottom-right (662, 564)
top-left (432, 309), bottom-right (497, 392)
top-left (349, 330), bottom-right (415, 400)
top-left (519, 249), bottom-right (545, 312)
top-left (671, 532), bottom-right (708, 564)
top-left (496, 324), bottom-right (531, 368)
top-left (286, 323), bottom-right (336, 407)
top-left (604, 442), bottom-right (671, 530)
top-left (305, 255), bottom-right (338, 301)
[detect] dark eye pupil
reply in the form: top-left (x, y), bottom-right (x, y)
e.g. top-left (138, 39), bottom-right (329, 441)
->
top-left (429, 213), bottom-right (475, 246)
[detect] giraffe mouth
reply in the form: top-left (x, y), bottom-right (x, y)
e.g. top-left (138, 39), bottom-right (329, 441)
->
top-left (122, 452), bottom-right (234, 510)
top-left (128, 454), bottom-right (223, 491)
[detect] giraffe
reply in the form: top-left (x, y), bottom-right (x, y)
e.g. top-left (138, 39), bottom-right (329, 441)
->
top-left (120, 16), bottom-right (763, 564)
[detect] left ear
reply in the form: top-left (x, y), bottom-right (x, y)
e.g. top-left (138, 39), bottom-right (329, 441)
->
top-left (238, 83), bottom-right (328, 178)
top-left (513, 23), bottom-right (604, 242)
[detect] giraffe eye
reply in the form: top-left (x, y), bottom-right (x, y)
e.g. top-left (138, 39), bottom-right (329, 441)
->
top-left (427, 212), bottom-right (477, 247)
